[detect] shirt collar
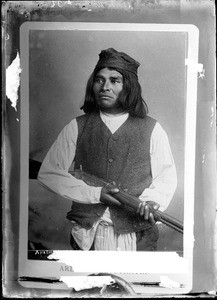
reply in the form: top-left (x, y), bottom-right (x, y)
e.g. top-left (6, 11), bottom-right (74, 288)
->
top-left (100, 110), bottom-right (129, 119)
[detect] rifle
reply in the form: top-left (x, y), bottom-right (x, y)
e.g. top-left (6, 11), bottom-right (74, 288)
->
top-left (70, 169), bottom-right (183, 234)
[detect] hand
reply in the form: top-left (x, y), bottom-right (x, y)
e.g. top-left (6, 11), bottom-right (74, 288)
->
top-left (137, 201), bottom-right (160, 224)
top-left (100, 184), bottom-right (121, 207)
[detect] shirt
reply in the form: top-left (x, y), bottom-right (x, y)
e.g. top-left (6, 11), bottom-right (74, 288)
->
top-left (38, 112), bottom-right (177, 250)
top-left (38, 112), bottom-right (177, 211)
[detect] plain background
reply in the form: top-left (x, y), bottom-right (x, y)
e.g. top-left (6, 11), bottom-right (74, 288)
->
top-left (28, 29), bottom-right (186, 252)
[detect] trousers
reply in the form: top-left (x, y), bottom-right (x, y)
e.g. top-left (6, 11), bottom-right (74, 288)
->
top-left (70, 223), bottom-right (159, 251)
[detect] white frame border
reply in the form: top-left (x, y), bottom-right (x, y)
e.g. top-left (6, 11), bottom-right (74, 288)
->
top-left (19, 22), bottom-right (199, 294)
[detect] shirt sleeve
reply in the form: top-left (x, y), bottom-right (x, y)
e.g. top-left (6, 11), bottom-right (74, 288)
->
top-left (37, 119), bottom-right (102, 204)
top-left (139, 122), bottom-right (177, 211)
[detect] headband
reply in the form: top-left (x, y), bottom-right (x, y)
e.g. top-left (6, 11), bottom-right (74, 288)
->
top-left (94, 48), bottom-right (140, 77)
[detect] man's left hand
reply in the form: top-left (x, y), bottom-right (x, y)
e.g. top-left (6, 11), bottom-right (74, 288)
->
top-left (137, 201), bottom-right (160, 224)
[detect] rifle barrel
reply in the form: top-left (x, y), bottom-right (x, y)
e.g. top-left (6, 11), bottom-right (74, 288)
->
top-left (70, 170), bottom-right (183, 234)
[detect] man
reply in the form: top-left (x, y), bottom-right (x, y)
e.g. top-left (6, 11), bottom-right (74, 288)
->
top-left (38, 48), bottom-right (177, 251)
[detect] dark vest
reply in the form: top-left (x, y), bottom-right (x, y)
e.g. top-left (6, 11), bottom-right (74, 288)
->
top-left (67, 112), bottom-right (157, 234)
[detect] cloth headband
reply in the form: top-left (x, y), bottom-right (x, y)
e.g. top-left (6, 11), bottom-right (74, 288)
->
top-left (94, 48), bottom-right (140, 77)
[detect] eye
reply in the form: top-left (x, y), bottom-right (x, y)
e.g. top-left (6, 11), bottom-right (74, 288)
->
top-left (94, 77), bottom-right (104, 84)
top-left (111, 77), bottom-right (122, 84)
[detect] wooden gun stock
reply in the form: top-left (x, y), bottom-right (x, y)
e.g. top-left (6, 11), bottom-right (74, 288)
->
top-left (70, 169), bottom-right (183, 234)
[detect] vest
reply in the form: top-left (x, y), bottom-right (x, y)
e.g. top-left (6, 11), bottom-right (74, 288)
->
top-left (67, 112), bottom-right (157, 234)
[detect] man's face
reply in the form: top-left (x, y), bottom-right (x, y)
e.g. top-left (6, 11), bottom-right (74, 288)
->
top-left (93, 68), bottom-right (124, 114)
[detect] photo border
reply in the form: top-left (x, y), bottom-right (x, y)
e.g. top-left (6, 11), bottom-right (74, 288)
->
top-left (18, 22), bottom-right (199, 294)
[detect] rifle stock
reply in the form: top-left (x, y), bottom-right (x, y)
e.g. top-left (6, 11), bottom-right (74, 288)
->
top-left (70, 169), bottom-right (183, 234)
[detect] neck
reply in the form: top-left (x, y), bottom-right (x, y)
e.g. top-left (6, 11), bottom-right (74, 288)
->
top-left (99, 107), bottom-right (126, 115)
top-left (100, 110), bottom-right (128, 117)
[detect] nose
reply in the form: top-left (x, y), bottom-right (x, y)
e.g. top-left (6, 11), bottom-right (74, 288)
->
top-left (101, 80), bottom-right (111, 91)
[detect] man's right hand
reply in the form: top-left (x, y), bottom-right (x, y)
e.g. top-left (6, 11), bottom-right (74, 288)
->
top-left (100, 185), bottom-right (121, 206)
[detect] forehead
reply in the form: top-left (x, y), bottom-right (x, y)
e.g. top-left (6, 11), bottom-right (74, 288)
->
top-left (95, 68), bottom-right (123, 78)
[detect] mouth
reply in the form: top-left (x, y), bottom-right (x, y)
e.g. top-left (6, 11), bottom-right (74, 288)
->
top-left (99, 94), bottom-right (113, 99)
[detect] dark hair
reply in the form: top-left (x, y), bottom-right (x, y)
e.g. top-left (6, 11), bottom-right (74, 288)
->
top-left (81, 67), bottom-right (148, 118)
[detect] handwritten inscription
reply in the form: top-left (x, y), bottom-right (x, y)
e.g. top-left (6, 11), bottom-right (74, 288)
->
top-left (35, 250), bottom-right (52, 255)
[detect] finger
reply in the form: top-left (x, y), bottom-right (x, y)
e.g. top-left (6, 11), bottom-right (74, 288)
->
top-left (139, 202), bottom-right (146, 216)
top-left (146, 201), bottom-right (160, 211)
top-left (109, 188), bottom-right (119, 194)
top-left (154, 213), bottom-right (161, 222)
top-left (137, 203), bottom-right (142, 214)
top-left (106, 195), bottom-right (121, 206)
top-left (144, 204), bottom-right (149, 220)
top-left (149, 213), bottom-right (155, 225)
top-left (152, 203), bottom-right (160, 211)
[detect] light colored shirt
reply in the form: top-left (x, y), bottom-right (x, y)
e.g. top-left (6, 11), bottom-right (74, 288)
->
top-left (38, 112), bottom-right (177, 210)
top-left (38, 112), bottom-right (177, 250)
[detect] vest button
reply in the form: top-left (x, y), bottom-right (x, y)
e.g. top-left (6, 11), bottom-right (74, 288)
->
top-left (108, 158), bottom-right (114, 163)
